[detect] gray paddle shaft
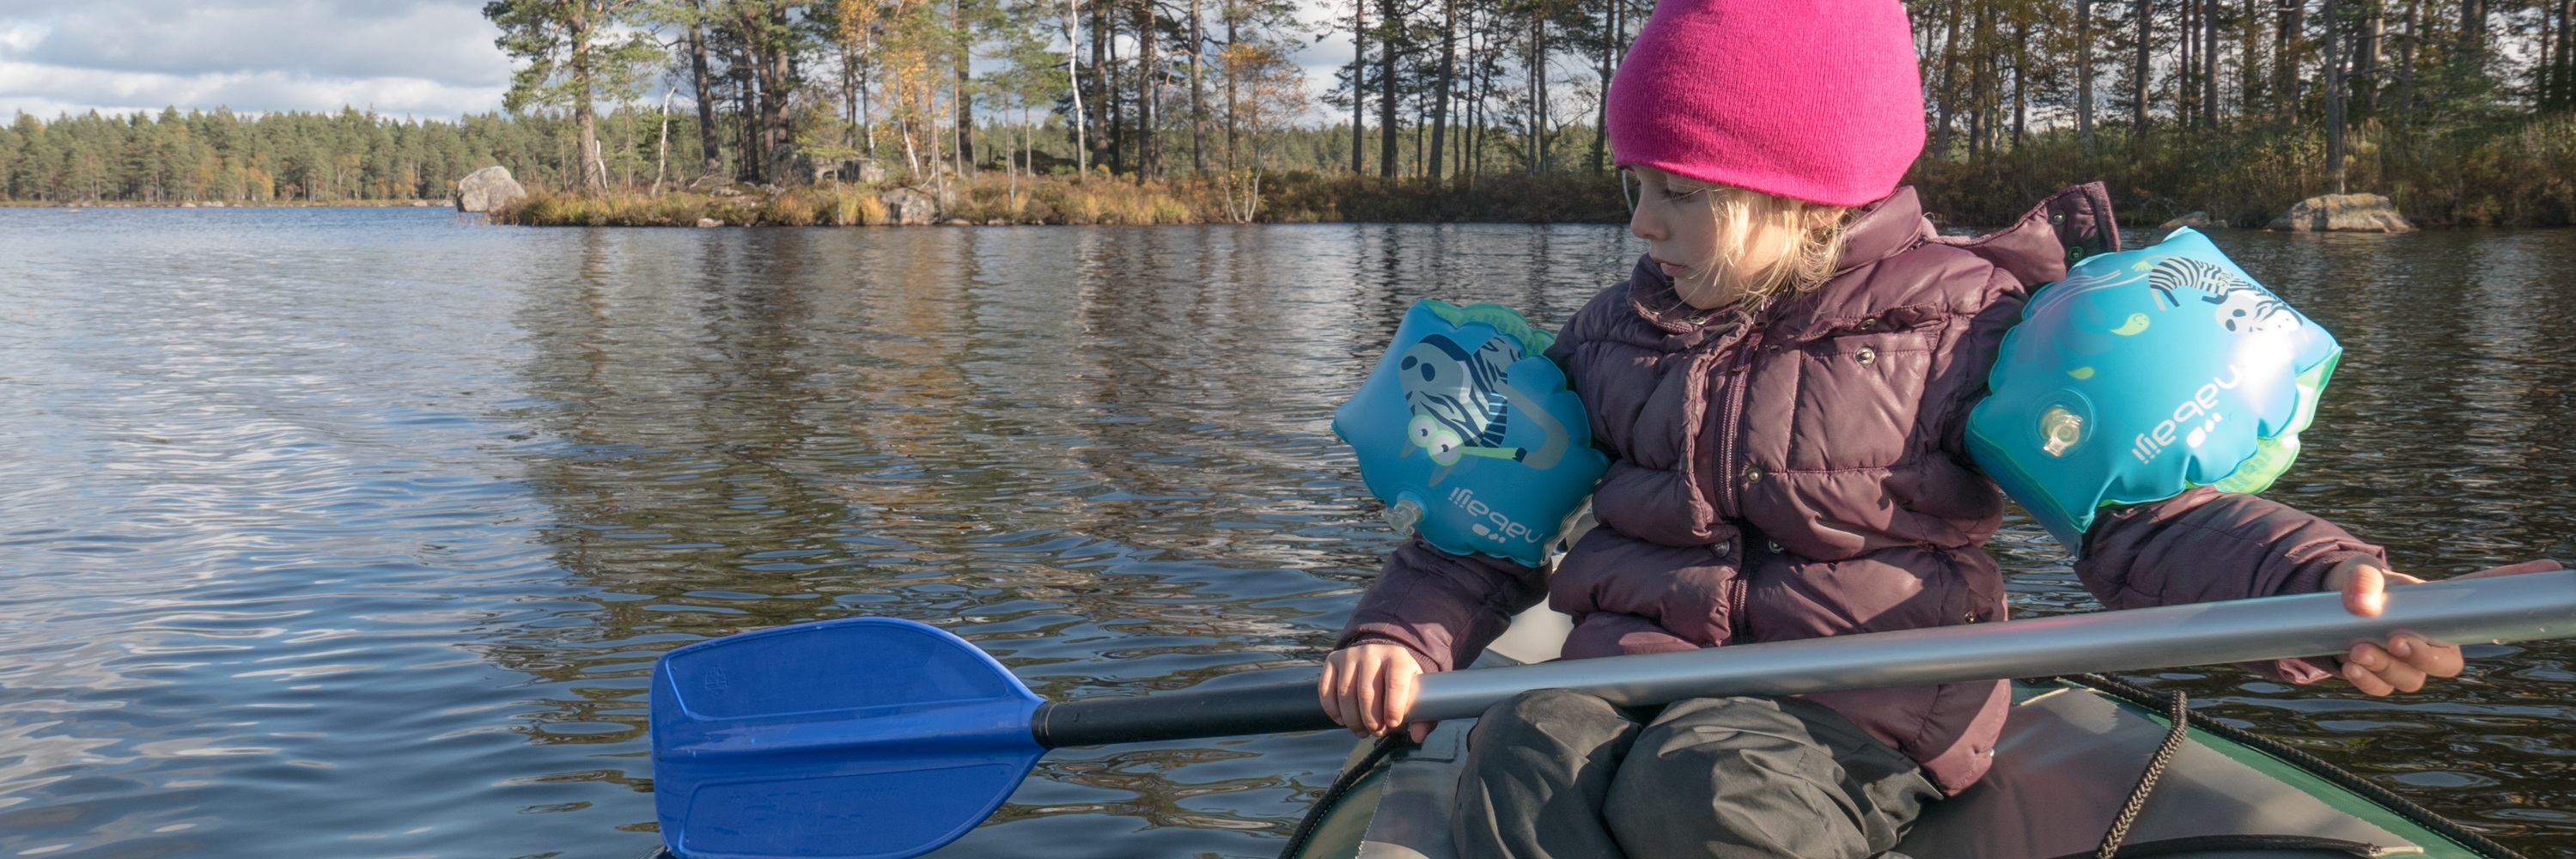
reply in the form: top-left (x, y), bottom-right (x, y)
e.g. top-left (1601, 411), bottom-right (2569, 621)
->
top-left (1402, 569), bottom-right (2576, 722)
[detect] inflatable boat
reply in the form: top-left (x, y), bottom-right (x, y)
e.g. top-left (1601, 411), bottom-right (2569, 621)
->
top-left (1278, 606), bottom-right (2527, 859)
top-left (645, 558), bottom-right (2576, 859)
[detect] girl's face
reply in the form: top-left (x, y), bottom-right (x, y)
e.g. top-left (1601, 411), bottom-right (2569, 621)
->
top-left (1626, 165), bottom-right (1804, 311)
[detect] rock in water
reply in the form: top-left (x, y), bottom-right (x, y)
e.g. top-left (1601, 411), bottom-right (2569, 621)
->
top-left (454, 166), bottom-right (527, 213)
top-left (878, 188), bottom-right (940, 225)
top-left (2266, 193), bottom-right (2415, 233)
top-left (2159, 210), bottom-right (2217, 229)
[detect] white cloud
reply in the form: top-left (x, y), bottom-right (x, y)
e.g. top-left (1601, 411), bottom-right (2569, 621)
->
top-left (0, 60), bottom-right (506, 119)
top-left (0, 0), bottom-right (510, 119)
top-left (1274, 0), bottom-right (1355, 125)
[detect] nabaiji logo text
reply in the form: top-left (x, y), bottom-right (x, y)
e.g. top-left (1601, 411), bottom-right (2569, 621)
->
top-left (2131, 365), bottom-right (2244, 464)
top-left (1446, 487), bottom-right (1542, 545)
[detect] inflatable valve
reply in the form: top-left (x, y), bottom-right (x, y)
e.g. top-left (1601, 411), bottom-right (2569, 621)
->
top-left (2039, 406), bottom-right (2082, 457)
top-left (1383, 497), bottom-right (1425, 539)
top-left (1968, 228), bottom-right (2342, 553)
top-left (1335, 301), bottom-right (1611, 567)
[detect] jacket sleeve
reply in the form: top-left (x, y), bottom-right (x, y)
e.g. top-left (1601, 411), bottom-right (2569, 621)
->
top-left (1335, 539), bottom-right (1551, 672)
top-left (1333, 290), bottom-right (1620, 671)
top-left (2077, 486), bottom-right (2385, 683)
top-left (1939, 270), bottom-right (2029, 469)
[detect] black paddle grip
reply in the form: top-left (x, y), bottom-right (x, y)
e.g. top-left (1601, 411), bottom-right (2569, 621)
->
top-left (1030, 681), bottom-right (1341, 747)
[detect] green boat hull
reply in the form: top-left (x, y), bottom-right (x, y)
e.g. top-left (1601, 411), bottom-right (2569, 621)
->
top-left (1288, 677), bottom-right (2498, 859)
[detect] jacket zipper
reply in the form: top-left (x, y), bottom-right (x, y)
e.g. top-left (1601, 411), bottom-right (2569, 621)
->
top-left (1726, 576), bottom-right (1751, 645)
top-left (1716, 330), bottom-right (1756, 519)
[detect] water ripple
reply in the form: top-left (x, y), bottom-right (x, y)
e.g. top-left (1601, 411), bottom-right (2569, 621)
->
top-left (2, 210), bottom-right (2571, 857)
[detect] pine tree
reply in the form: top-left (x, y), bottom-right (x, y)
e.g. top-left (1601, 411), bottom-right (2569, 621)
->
top-left (486, 0), bottom-right (664, 192)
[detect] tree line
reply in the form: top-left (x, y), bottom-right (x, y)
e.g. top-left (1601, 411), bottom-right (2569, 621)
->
top-left (472, 0), bottom-right (1640, 190)
top-left (1909, 0), bottom-right (2576, 224)
top-left (1915, 0), bottom-right (2574, 182)
top-left (0, 107), bottom-right (587, 204)
top-left (473, 0), bottom-right (2572, 192)
top-left (3, 0), bottom-right (2569, 216)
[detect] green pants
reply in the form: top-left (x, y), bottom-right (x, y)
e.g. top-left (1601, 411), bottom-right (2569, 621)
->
top-left (1452, 689), bottom-right (1941, 859)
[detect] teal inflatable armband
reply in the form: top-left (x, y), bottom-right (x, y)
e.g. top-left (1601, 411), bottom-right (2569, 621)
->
top-left (1967, 228), bottom-right (2342, 553)
top-left (1334, 301), bottom-right (1611, 566)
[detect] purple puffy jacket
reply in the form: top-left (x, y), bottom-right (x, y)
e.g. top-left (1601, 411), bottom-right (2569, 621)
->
top-left (1337, 184), bottom-right (2384, 794)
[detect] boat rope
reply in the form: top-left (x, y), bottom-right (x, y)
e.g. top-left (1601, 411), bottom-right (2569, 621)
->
top-left (1276, 732), bottom-right (1416, 859)
top-left (2094, 689), bottom-right (2189, 858)
top-left (2051, 834), bottom-right (2390, 859)
top-left (2064, 673), bottom-right (2533, 859)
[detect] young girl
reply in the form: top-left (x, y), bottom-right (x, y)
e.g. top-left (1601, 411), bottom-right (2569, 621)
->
top-left (1317, 1), bottom-right (2557, 856)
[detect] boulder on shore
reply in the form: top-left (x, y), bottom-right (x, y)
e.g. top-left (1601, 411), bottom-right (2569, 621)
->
top-left (2266, 193), bottom-right (2415, 233)
top-left (454, 166), bottom-right (527, 212)
top-left (2159, 210), bottom-right (2219, 229)
top-left (878, 187), bottom-right (941, 225)
top-left (808, 157), bottom-right (889, 185)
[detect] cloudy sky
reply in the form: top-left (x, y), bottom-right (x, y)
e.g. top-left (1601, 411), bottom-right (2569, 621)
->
top-left (0, 0), bottom-right (1354, 121)
top-left (0, 1), bottom-right (521, 119)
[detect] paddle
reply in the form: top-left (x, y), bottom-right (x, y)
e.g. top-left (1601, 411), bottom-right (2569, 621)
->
top-left (649, 568), bottom-right (2576, 859)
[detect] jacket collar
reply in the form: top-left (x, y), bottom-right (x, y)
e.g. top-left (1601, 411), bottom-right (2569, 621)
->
top-left (1831, 186), bottom-right (1930, 274)
top-left (1622, 255), bottom-right (1741, 335)
top-left (1623, 187), bottom-right (1934, 338)
top-left (1758, 184), bottom-right (2116, 344)
top-left (1616, 184), bottom-right (2116, 343)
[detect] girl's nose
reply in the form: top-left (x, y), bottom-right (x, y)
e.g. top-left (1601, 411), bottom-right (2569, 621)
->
top-left (1629, 201), bottom-right (1662, 242)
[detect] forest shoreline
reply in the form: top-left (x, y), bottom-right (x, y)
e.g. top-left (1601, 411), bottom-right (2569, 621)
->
top-left (483, 151), bottom-right (2576, 230)
top-left (484, 171), bottom-right (1640, 228)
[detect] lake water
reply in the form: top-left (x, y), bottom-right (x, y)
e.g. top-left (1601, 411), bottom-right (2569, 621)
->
top-left (3, 207), bottom-right (2572, 859)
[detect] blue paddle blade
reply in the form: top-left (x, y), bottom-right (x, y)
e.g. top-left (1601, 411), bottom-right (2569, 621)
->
top-left (651, 618), bottom-right (1045, 859)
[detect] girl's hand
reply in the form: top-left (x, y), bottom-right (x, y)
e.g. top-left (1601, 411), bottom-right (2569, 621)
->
top-left (1318, 643), bottom-right (1436, 743)
top-left (2329, 558), bottom-right (2563, 695)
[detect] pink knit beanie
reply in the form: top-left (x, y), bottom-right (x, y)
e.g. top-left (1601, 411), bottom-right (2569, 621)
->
top-left (1606, 0), bottom-right (1924, 208)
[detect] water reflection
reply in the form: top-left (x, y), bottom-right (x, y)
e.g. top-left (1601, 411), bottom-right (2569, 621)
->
top-left (1, 210), bottom-right (2572, 858)
top-left (493, 222), bottom-right (1644, 856)
top-left (2151, 230), bottom-right (2576, 847)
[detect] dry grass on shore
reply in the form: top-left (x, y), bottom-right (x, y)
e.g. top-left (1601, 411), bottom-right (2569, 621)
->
top-left (488, 171), bottom-right (1634, 228)
top-left (491, 178), bottom-right (1203, 227)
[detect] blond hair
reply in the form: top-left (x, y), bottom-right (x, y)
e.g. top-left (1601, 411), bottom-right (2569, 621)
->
top-left (1698, 184), bottom-right (1854, 308)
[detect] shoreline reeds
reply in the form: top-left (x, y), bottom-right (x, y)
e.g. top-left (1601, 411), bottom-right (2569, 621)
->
top-left (486, 172), bottom-right (1634, 228)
